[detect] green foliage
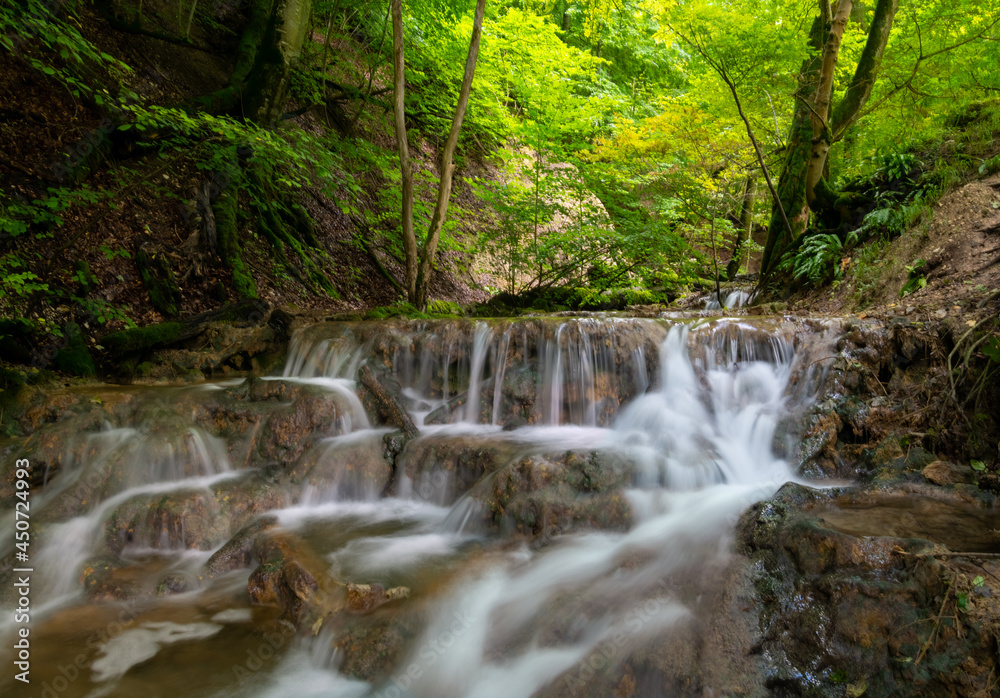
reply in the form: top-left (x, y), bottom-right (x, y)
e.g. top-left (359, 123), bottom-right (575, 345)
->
top-left (0, 0), bottom-right (131, 101)
top-left (979, 155), bottom-right (1000, 176)
top-left (74, 297), bottom-right (136, 327)
top-left (982, 336), bottom-right (1000, 364)
top-left (899, 259), bottom-right (927, 298)
top-left (876, 153), bottom-right (920, 183)
top-left (0, 255), bottom-right (48, 300)
top-left (784, 233), bottom-right (856, 284)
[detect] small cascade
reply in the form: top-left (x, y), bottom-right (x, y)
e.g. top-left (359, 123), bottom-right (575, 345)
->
top-left (490, 328), bottom-right (512, 426)
top-left (464, 323), bottom-right (494, 423)
top-left (704, 288), bottom-right (752, 310)
top-left (282, 317), bottom-right (667, 428)
top-left (1, 312), bottom-right (839, 698)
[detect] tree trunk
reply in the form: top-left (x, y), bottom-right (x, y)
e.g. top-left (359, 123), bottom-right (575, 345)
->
top-left (391, 0), bottom-right (418, 302)
top-left (762, 0), bottom-right (898, 279)
top-left (806, 0), bottom-right (853, 209)
top-left (831, 0), bottom-right (899, 138)
top-left (415, 0), bottom-right (486, 309)
top-left (393, 0), bottom-right (486, 308)
top-left (761, 15), bottom-right (824, 278)
top-left (242, 0), bottom-right (312, 125)
top-left (727, 176), bottom-right (755, 280)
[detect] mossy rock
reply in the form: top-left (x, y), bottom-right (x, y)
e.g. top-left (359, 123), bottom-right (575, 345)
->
top-left (426, 299), bottom-right (464, 317)
top-left (364, 302), bottom-right (431, 320)
top-left (103, 322), bottom-right (184, 354)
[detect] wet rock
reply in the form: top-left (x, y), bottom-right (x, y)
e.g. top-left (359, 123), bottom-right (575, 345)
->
top-left (205, 515), bottom-right (279, 577)
top-left (398, 437), bottom-right (503, 502)
top-left (345, 583), bottom-right (410, 614)
top-left (922, 460), bottom-right (974, 485)
top-left (213, 471), bottom-right (290, 532)
top-left (104, 489), bottom-right (227, 555)
top-left (480, 451), bottom-right (633, 537)
top-left (738, 483), bottom-right (1000, 697)
top-left (156, 572), bottom-right (194, 595)
top-left (248, 533), bottom-right (329, 625)
top-left (288, 434), bottom-right (393, 500)
top-left (80, 556), bottom-right (141, 601)
top-left (334, 615), bottom-right (423, 682)
top-left (257, 390), bottom-right (356, 466)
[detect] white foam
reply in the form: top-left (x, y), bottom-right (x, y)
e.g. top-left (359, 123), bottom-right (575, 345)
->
top-left (91, 621), bottom-right (222, 682)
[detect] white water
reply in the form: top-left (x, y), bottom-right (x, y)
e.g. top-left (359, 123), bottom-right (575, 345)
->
top-left (1, 317), bottom-right (809, 698)
top-left (248, 320), bottom-right (799, 697)
top-left (705, 289), bottom-right (752, 310)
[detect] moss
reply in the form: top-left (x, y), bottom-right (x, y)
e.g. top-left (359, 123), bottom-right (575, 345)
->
top-left (214, 185), bottom-right (258, 300)
top-left (103, 322), bottom-right (184, 354)
top-left (426, 299), bottom-right (464, 316)
top-left (364, 302), bottom-right (431, 320)
top-left (52, 323), bottom-right (96, 377)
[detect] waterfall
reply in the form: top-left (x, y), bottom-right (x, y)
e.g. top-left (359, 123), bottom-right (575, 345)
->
top-left (1, 314), bottom-right (817, 698)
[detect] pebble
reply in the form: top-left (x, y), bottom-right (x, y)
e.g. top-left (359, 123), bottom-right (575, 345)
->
top-left (934, 309), bottom-right (948, 318)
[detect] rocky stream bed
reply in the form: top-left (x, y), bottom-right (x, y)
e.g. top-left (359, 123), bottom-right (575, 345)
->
top-left (1, 309), bottom-right (998, 697)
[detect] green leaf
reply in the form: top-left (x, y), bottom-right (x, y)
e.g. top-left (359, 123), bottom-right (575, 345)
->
top-left (970, 460), bottom-right (986, 472)
top-left (982, 337), bottom-right (1000, 364)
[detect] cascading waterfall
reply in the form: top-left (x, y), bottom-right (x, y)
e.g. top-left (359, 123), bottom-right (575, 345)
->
top-left (1, 316), bottom-right (814, 698)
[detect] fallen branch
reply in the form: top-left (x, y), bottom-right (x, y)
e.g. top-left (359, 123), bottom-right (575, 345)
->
top-left (359, 364), bottom-right (418, 439)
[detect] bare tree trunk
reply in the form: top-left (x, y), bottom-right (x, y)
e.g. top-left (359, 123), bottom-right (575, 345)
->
top-left (415, 0), bottom-right (486, 309)
top-left (391, 0), bottom-right (417, 302)
top-left (727, 176), bottom-right (755, 280)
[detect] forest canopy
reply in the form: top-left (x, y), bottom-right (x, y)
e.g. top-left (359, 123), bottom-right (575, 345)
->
top-left (1, 0), bottom-right (999, 347)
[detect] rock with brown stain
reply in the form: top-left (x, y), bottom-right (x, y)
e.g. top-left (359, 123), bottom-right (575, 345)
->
top-left (922, 460), bottom-right (974, 486)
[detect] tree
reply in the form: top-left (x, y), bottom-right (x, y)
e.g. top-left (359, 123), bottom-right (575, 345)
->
top-left (760, 0), bottom-right (899, 278)
top-left (391, 0), bottom-right (487, 309)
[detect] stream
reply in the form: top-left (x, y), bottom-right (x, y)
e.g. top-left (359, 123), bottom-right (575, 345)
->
top-left (3, 313), bottom-right (994, 697)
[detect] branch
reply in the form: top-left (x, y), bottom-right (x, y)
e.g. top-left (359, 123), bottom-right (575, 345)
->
top-left (840, 8), bottom-right (1000, 138)
top-left (665, 22), bottom-right (795, 250)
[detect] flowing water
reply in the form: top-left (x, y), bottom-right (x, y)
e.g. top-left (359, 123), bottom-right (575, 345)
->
top-left (1, 315), bottom-right (831, 697)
